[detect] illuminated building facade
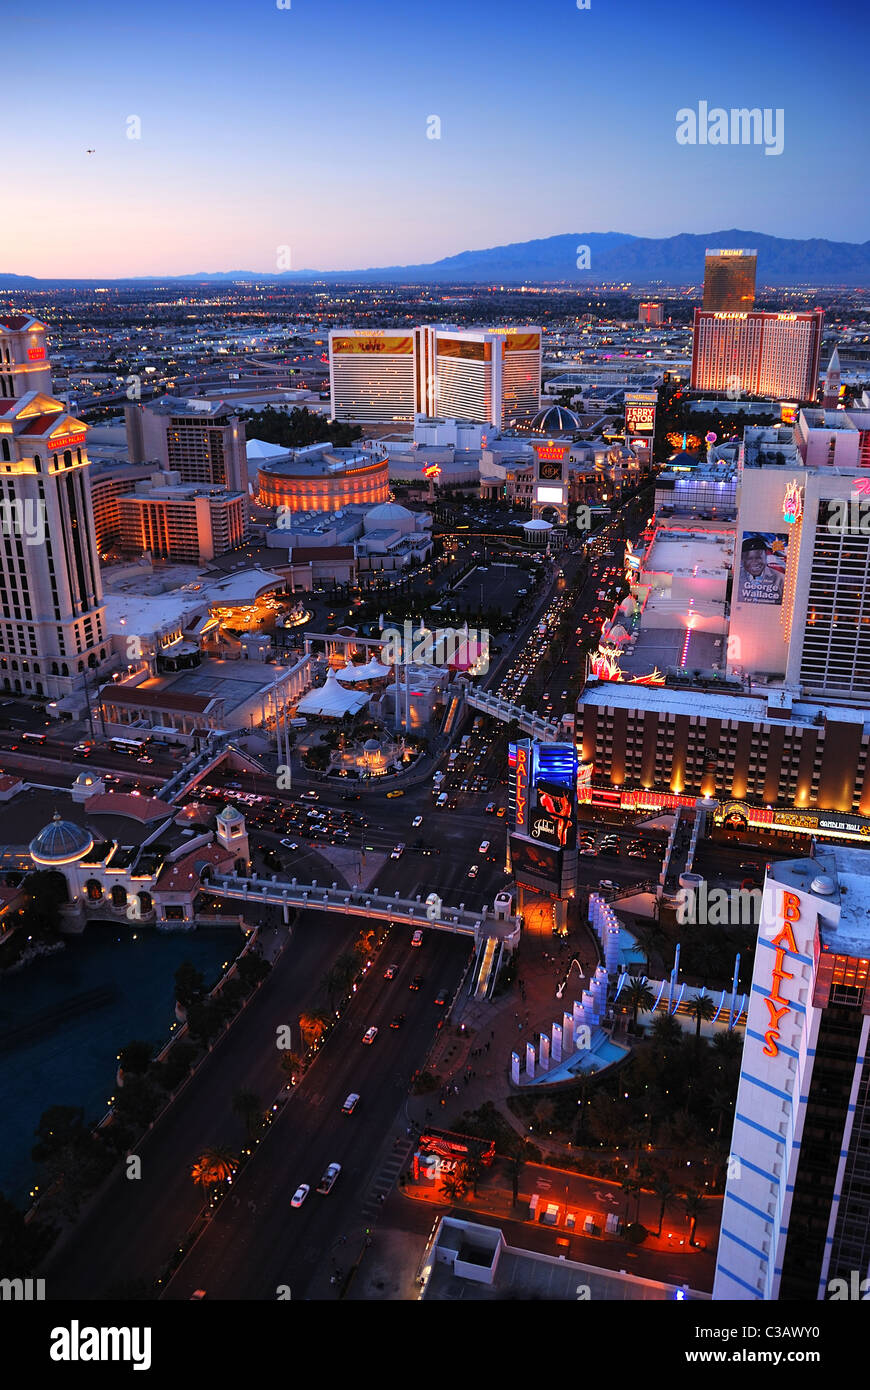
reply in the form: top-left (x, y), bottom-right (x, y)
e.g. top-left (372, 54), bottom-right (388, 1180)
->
top-left (702, 248), bottom-right (756, 312)
top-left (257, 444), bottom-right (389, 513)
top-left (637, 302), bottom-right (664, 325)
top-left (691, 309), bottom-right (823, 402)
top-left (330, 326), bottom-right (542, 427)
top-left (117, 483), bottom-right (247, 564)
top-left (127, 398), bottom-right (248, 496)
top-left (0, 315), bottom-right (110, 704)
top-left (729, 445), bottom-right (870, 697)
top-left (329, 331), bottom-right (418, 422)
top-left (575, 682), bottom-right (870, 815)
top-left (714, 848), bottom-right (870, 1301)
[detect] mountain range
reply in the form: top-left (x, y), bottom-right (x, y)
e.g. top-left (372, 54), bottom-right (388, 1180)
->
top-left (3, 230), bottom-right (869, 288)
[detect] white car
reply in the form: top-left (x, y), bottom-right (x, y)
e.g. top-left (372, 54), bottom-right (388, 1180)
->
top-left (478, 840), bottom-right (490, 855)
top-left (412, 815), bottom-right (423, 828)
top-left (467, 864), bottom-right (479, 878)
top-left (341, 1093), bottom-right (360, 1114)
top-left (280, 839), bottom-right (299, 850)
top-left (291, 1183), bottom-right (310, 1208)
top-left (391, 843), bottom-right (405, 859)
top-left (362, 1026), bottom-right (379, 1045)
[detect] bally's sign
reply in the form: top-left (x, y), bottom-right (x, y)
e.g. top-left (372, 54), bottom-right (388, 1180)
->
top-left (762, 890), bottom-right (801, 1059)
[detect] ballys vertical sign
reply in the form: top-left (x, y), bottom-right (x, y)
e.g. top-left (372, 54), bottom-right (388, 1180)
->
top-left (515, 744), bottom-right (529, 831)
top-left (762, 890), bottom-right (800, 1058)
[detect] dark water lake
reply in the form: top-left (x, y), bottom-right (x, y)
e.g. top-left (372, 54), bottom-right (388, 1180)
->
top-left (0, 922), bottom-right (242, 1205)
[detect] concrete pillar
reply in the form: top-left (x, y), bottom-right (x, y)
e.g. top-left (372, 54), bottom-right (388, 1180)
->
top-left (562, 1012), bottom-right (574, 1054)
top-left (551, 1020), bottom-right (562, 1064)
top-left (525, 1041), bottom-right (535, 1079)
top-left (511, 1052), bottom-right (520, 1086)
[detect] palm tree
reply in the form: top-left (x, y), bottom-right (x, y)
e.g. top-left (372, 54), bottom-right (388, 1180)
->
top-left (651, 1011), bottom-right (683, 1045)
top-left (191, 1147), bottom-right (238, 1206)
top-left (279, 1051), bottom-right (303, 1084)
top-left (232, 1090), bottom-right (263, 1140)
top-left (622, 978), bottom-right (655, 1031)
top-left (682, 1188), bottom-right (705, 1248)
top-left (353, 928), bottom-right (376, 963)
top-left (441, 1172), bottom-right (468, 1204)
top-left (652, 1173), bottom-right (676, 1237)
top-left (686, 991), bottom-right (715, 1048)
top-left (299, 1010), bottom-right (331, 1049)
top-left (620, 1172), bottom-right (641, 1225)
top-left (462, 1156), bottom-right (484, 1198)
top-left (709, 1087), bottom-right (734, 1142)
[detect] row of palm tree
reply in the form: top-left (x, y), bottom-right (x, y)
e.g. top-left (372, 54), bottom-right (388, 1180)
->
top-left (620, 978), bottom-right (717, 1045)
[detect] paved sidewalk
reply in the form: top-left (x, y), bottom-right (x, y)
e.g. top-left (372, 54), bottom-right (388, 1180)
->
top-left (408, 924), bottom-right (602, 1136)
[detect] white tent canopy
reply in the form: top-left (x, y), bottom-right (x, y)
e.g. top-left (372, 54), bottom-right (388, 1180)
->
top-left (336, 658), bottom-right (392, 683)
top-left (296, 670), bottom-right (370, 718)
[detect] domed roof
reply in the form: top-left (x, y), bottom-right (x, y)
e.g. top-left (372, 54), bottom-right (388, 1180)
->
top-left (364, 502), bottom-right (414, 527)
top-left (523, 518), bottom-right (553, 531)
top-left (530, 404), bottom-right (580, 434)
top-left (363, 738), bottom-right (381, 751)
top-left (30, 811), bottom-right (93, 864)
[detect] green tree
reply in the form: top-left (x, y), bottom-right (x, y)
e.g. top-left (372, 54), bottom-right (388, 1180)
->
top-left (32, 1106), bottom-right (86, 1164)
top-left (441, 1172), bottom-right (468, 1204)
top-left (686, 991), bottom-right (715, 1049)
top-left (174, 961), bottom-right (205, 1010)
top-left (191, 1147), bottom-right (238, 1206)
top-left (682, 1188), bottom-right (705, 1247)
top-left (232, 1090), bottom-right (263, 1140)
top-left (279, 1051), bottom-right (303, 1084)
top-left (117, 1040), bottom-right (153, 1076)
top-left (622, 978), bottom-right (655, 1030)
top-left (186, 1001), bottom-right (223, 1046)
top-left (652, 1173), bottom-right (676, 1237)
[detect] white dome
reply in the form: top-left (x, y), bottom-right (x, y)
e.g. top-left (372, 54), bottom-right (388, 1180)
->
top-left (364, 502), bottom-right (414, 530)
top-left (523, 519), bottom-right (553, 531)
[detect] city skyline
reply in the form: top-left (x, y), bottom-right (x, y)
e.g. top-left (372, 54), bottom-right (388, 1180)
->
top-left (4, 0), bottom-right (867, 278)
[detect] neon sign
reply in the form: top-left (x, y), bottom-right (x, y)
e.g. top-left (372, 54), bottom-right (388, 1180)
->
top-left (762, 891), bottom-right (799, 1058)
top-left (515, 744), bottom-right (529, 830)
top-left (782, 481), bottom-right (802, 525)
top-left (45, 431), bottom-right (86, 452)
top-left (536, 443), bottom-right (568, 462)
top-left (27, 348), bottom-right (45, 361)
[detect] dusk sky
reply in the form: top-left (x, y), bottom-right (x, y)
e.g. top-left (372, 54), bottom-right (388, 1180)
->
top-left (6, 0), bottom-right (867, 277)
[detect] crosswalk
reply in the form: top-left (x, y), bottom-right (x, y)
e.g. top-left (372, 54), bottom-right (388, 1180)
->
top-left (359, 1138), bottom-right (414, 1220)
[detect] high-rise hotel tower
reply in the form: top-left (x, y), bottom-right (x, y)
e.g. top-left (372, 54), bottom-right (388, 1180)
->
top-left (714, 847), bottom-right (870, 1300)
top-left (329, 325), bottom-right (542, 427)
top-left (0, 315), bottom-right (108, 704)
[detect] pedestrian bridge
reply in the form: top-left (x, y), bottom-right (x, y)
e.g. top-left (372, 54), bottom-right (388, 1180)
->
top-left (464, 688), bottom-right (563, 740)
top-left (210, 873), bottom-right (522, 947)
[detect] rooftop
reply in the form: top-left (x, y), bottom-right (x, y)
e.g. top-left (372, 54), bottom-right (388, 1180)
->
top-left (579, 681), bottom-right (870, 732)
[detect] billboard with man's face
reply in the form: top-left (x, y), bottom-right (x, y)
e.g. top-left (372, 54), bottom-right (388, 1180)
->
top-left (737, 532), bottom-right (787, 605)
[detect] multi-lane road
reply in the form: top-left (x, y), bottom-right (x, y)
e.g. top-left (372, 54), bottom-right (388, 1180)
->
top-left (163, 929), bottom-right (472, 1300)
